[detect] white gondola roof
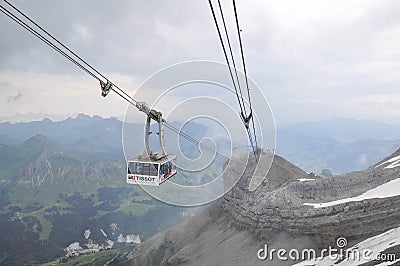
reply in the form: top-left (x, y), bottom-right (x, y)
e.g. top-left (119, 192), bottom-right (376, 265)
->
top-left (128, 154), bottom-right (176, 164)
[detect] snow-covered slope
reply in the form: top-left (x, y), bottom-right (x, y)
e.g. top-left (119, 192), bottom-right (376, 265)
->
top-left (304, 177), bottom-right (400, 208)
top-left (375, 155), bottom-right (400, 169)
top-left (304, 149), bottom-right (400, 208)
top-left (294, 227), bottom-right (400, 266)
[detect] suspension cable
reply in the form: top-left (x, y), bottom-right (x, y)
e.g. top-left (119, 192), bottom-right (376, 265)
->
top-left (1, 1), bottom-right (252, 160)
top-left (208, 0), bottom-right (259, 159)
top-left (0, 5), bottom-right (102, 83)
top-left (208, 0), bottom-right (246, 117)
top-left (1, 2), bottom-right (229, 161)
top-left (164, 122), bottom-right (229, 160)
top-left (216, 0), bottom-right (247, 117)
top-left (2, 0), bottom-right (137, 106)
top-left (232, 0), bottom-right (259, 158)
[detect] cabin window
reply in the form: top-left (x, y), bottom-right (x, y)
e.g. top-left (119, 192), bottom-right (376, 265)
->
top-left (128, 162), bottom-right (159, 176)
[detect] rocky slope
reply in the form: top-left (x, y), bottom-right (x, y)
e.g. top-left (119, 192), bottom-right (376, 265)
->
top-left (128, 148), bottom-right (400, 265)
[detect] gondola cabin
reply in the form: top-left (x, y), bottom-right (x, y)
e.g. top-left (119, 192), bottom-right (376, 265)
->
top-left (127, 154), bottom-right (177, 186)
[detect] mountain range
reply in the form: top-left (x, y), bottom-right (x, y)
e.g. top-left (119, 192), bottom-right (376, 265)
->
top-left (0, 114), bottom-right (399, 264)
top-left (277, 117), bottom-right (400, 173)
top-left (0, 114), bottom-right (126, 161)
top-left (1, 115), bottom-right (399, 174)
top-left (0, 128), bottom-right (194, 265)
top-left (129, 148), bottom-right (400, 265)
top-left (280, 117), bottom-right (400, 142)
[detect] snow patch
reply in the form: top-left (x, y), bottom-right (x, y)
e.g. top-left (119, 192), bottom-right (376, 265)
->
top-left (386, 159), bottom-right (400, 169)
top-left (298, 178), bottom-right (315, 182)
top-left (304, 178), bottom-right (400, 208)
top-left (375, 257), bottom-right (400, 266)
top-left (293, 227), bottom-right (400, 265)
top-left (375, 155), bottom-right (400, 169)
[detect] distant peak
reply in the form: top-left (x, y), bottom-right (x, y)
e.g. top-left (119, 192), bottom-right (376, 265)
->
top-left (74, 113), bottom-right (108, 121)
top-left (77, 113), bottom-right (92, 119)
top-left (23, 134), bottom-right (57, 145)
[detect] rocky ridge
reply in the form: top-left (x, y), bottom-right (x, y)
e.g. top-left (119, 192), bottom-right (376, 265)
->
top-left (129, 148), bottom-right (400, 265)
top-left (222, 150), bottom-right (400, 245)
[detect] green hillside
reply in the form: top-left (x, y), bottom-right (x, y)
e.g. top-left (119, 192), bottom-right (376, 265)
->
top-left (0, 136), bottom-right (191, 265)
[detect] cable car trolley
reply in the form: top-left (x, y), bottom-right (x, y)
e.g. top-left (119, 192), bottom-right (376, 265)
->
top-left (126, 102), bottom-right (177, 186)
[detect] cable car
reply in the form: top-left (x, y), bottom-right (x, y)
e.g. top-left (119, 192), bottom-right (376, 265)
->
top-left (127, 154), bottom-right (177, 186)
top-left (126, 103), bottom-right (177, 186)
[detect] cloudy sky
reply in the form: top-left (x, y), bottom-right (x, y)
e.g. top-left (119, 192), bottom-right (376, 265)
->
top-left (0, 0), bottom-right (399, 125)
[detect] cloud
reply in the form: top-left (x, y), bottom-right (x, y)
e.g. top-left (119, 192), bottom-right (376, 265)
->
top-left (7, 92), bottom-right (23, 103)
top-left (0, 70), bottom-right (140, 120)
top-left (0, 0), bottom-right (218, 75)
top-left (0, 0), bottom-right (399, 124)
